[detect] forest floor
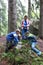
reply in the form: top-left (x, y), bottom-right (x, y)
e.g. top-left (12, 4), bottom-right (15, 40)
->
top-left (0, 36), bottom-right (43, 65)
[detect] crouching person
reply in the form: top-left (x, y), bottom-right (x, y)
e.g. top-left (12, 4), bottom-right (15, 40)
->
top-left (5, 29), bottom-right (21, 52)
top-left (27, 34), bottom-right (41, 56)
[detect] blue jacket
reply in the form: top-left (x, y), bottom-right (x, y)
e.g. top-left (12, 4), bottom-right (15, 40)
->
top-left (6, 32), bottom-right (19, 42)
top-left (21, 19), bottom-right (30, 29)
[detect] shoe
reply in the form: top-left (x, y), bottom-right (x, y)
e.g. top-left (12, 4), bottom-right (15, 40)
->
top-left (37, 51), bottom-right (41, 56)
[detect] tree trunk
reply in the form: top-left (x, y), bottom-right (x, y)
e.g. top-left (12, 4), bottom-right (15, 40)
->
top-left (39, 0), bottom-right (43, 39)
top-left (28, 0), bottom-right (31, 19)
top-left (0, 21), bottom-right (1, 37)
top-left (8, 0), bottom-right (17, 33)
top-left (0, 9), bottom-right (2, 37)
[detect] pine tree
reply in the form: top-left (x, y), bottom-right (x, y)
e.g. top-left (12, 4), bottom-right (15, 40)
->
top-left (0, 0), bottom-right (7, 36)
top-left (8, 0), bottom-right (17, 32)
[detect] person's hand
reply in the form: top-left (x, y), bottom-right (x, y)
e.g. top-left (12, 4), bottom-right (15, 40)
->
top-left (27, 27), bottom-right (29, 30)
top-left (18, 34), bottom-right (22, 40)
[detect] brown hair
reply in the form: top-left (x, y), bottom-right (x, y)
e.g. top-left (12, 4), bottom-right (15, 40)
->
top-left (24, 15), bottom-right (28, 18)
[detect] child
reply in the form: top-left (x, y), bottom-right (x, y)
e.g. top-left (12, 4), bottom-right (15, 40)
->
top-left (27, 34), bottom-right (41, 56)
top-left (21, 15), bottom-right (31, 39)
top-left (5, 29), bottom-right (21, 52)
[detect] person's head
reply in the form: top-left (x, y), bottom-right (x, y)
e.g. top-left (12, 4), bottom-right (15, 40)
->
top-left (16, 29), bottom-right (21, 35)
top-left (24, 15), bottom-right (28, 20)
top-left (16, 29), bottom-right (22, 40)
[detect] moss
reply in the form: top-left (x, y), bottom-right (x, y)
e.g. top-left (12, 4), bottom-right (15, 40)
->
top-left (1, 39), bottom-right (43, 65)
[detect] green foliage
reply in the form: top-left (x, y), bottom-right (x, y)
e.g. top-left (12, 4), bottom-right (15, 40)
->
top-left (0, 0), bottom-right (8, 36)
top-left (0, 40), bottom-right (43, 65)
top-left (1, 52), bottom-right (15, 64)
top-left (21, 40), bottom-right (28, 45)
top-left (0, 0), bottom-right (26, 35)
top-left (15, 55), bottom-right (24, 63)
top-left (16, 0), bottom-right (26, 28)
top-left (31, 0), bottom-right (40, 20)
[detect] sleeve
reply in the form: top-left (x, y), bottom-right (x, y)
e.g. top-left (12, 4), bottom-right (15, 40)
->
top-left (13, 33), bottom-right (19, 42)
top-left (21, 21), bottom-right (24, 27)
top-left (27, 20), bottom-right (31, 27)
top-left (14, 36), bottom-right (19, 43)
top-left (13, 34), bottom-right (17, 37)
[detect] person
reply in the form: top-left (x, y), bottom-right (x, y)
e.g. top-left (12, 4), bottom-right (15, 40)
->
top-left (21, 15), bottom-right (31, 39)
top-left (27, 34), bottom-right (41, 56)
top-left (5, 29), bottom-right (21, 52)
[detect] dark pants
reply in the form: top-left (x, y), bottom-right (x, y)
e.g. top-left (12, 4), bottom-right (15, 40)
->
top-left (5, 40), bottom-right (18, 52)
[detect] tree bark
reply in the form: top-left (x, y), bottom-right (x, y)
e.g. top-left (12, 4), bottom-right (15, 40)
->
top-left (39, 0), bottom-right (43, 39)
top-left (8, 0), bottom-right (17, 33)
top-left (28, 0), bottom-right (31, 19)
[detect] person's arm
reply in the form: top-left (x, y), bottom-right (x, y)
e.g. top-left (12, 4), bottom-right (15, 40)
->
top-left (18, 34), bottom-right (22, 41)
top-left (13, 34), bottom-right (19, 42)
top-left (21, 21), bottom-right (24, 27)
top-left (27, 21), bottom-right (30, 27)
top-left (27, 20), bottom-right (32, 30)
top-left (27, 23), bottom-right (30, 27)
top-left (27, 19), bottom-right (32, 27)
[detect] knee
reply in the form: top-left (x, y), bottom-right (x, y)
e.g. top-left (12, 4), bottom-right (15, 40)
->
top-left (31, 46), bottom-right (34, 50)
top-left (31, 44), bottom-right (35, 49)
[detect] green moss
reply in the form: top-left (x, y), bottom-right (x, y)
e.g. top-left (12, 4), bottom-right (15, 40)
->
top-left (1, 39), bottom-right (43, 65)
top-left (15, 55), bottom-right (24, 62)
